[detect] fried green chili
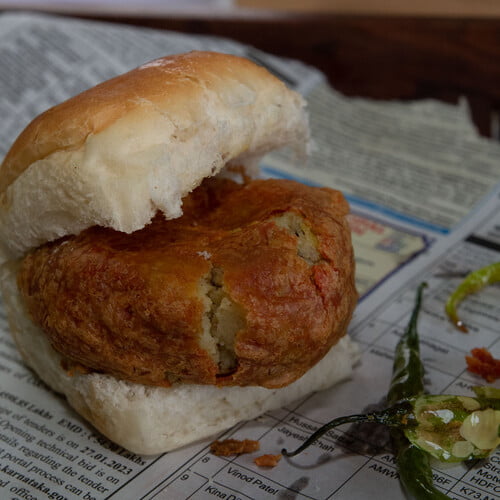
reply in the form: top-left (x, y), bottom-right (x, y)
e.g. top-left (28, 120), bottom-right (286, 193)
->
top-left (386, 283), bottom-right (449, 500)
top-left (282, 284), bottom-right (500, 499)
top-left (445, 262), bottom-right (500, 332)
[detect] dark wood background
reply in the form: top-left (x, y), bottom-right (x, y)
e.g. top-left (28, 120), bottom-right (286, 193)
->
top-left (17, 10), bottom-right (497, 138)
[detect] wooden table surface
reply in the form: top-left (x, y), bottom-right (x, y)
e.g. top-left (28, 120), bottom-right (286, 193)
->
top-left (13, 8), bottom-right (499, 137)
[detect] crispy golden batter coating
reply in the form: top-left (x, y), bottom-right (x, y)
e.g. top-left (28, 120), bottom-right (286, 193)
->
top-left (17, 178), bottom-right (356, 388)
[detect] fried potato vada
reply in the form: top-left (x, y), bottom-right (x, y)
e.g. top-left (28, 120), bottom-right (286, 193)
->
top-left (18, 177), bottom-right (356, 388)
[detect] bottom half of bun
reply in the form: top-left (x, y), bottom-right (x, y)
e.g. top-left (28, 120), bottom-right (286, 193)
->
top-left (1, 262), bottom-right (359, 455)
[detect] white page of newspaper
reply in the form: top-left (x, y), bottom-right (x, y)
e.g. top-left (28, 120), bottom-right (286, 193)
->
top-left (0, 12), bottom-right (499, 500)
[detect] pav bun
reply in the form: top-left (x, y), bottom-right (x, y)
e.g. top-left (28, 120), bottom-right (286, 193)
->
top-left (0, 51), bottom-right (308, 260)
top-left (0, 51), bottom-right (358, 455)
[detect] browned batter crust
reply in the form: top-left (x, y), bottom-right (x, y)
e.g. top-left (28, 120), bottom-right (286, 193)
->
top-left (17, 178), bottom-right (357, 388)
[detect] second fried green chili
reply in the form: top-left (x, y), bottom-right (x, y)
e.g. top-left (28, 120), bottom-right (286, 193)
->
top-left (445, 261), bottom-right (500, 332)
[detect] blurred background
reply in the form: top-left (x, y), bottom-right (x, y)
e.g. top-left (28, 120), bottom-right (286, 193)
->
top-left (1, 1), bottom-right (499, 136)
top-left (1, 1), bottom-right (500, 17)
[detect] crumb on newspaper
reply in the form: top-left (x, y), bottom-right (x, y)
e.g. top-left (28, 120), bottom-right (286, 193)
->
top-left (210, 438), bottom-right (260, 456)
top-left (466, 347), bottom-right (500, 383)
top-left (254, 454), bottom-right (282, 467)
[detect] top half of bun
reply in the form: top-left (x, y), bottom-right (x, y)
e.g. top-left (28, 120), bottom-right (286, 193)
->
top-left (0, 51), bottom-right (309, 261)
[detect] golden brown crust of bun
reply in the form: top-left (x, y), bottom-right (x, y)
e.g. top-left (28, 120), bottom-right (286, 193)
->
top-left (18, 178), bottom-right (356, 388)
top-left (0, 51), bottom-right (308, 259)
top-left (0, 51), bottom-right (291, 192)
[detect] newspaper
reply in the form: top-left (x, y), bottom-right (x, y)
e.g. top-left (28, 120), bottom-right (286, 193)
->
top-left (0, 12), bottom-right (499, 500)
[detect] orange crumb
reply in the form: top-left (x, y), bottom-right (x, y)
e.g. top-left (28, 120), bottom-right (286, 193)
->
top-left (210, 439), bottom-right (260, 456)
top-left (466, 348), bottom-right (500, 383)
top-left (254, 454), bottom-right (282, 468)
